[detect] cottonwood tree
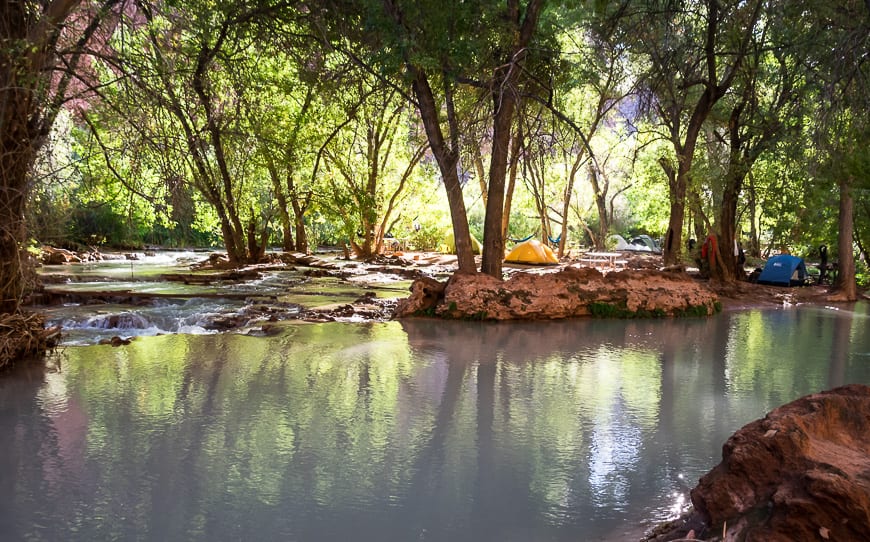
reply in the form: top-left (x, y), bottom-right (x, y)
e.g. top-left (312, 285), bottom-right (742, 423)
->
top-left (307, 0), bottom-right (561, 277)
top-left (705, 1), bottom-right (805, 281)
top-left (0, 0), bottom-right (120, 362)
top-left (545, 26), bottom-right (636, 254)
top-left (322, 82), bottom-right (427, 258)
top-left (247, 60), bottom-right (317, 253)
top-left (102, 0), bottom-right (281, 264)
top-left (612, 0), bottom-right (763, 266)
top-left (806, 0), bottom-right (869, 301)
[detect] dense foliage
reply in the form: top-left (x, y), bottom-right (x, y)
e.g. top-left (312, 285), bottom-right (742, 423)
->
top-left (4, 0), bottom-right (870, 297)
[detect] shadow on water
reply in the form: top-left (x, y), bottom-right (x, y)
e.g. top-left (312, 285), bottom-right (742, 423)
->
top-left (1, 303), bottom-right (869, 542)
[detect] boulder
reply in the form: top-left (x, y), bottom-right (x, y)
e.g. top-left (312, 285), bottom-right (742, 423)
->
top-left (394, 268), bottom-right (718, 320)
top-left (45, 251), bottom-right (69, 265)
top-left (41, 246), bottom-right (77, 265)
top-left (394, 276), bottom-right (446, 317)
top-left (690, 384), bottom-right (870, 541)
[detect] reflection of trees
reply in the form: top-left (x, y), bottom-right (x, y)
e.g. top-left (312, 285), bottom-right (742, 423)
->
top-left (155, 334), bottom-right (228, 539)
top-left (44, 326), bottom-right (437, 539)
top-left (724, 308), bottom-right (848, 413)
top-left (710, 314), bottom-right (732, 450)
top-left (0, 363), bottom-right (51, 539)
top-left (400, 319), bottom-right (685, 534)
top-left (8, 308), bottom-right (870, 540)
top-left (829, 304), bottom-right (866, 388)
top-left (403, 343), bottom-right (470, 534)
top-left (473, 343), bottom-right (499, 538)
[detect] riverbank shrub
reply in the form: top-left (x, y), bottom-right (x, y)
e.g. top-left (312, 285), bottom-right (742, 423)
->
top-left (589, 301), bottom-right (717, 318)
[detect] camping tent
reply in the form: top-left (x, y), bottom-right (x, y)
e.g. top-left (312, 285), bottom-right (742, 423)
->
top-left (441, 230), bottom-right (482, 254)
top-left (504, 239), bottom-right (559, 265)
top-left (757, 254), bottom-right (808, 286)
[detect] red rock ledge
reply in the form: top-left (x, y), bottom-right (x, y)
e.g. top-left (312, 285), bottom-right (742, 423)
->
top-left (394, 267), bottom-right (719, 320)
top-left (689, 384), bottom-right (870, 541)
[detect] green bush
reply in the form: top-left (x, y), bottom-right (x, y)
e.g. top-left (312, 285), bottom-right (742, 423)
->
top-left (409, 222), bottom-right (445, 251)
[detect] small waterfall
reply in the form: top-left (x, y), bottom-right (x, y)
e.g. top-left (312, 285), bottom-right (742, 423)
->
top-left (84, 312), bottom-right (152, 330)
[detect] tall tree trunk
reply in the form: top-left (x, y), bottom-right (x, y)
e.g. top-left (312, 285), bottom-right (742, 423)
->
top-left (0, 0), bottom-right (85, 314)
top-left (747, 172), bottom-right (760, 258)
top-left (265, 159), bottom-right (295, 251)
top-left (481, 0), bottom-right (545, 278)
top-left (193, 43), bottom-right (247, 262)
top-left (411, 71), bottom-right (476, 273)
top-left (663, 194), bottom-right (687, 266)
top-left (663, 105), bottom-right (711, 266)
top-left (474, 150), bottom-right (488, 208)
top-left (290, 180), bottom-right (309, 254)
top-left (589, 161), bottom-right (609, 249)
top-left (658, 155), bottom-right (683, 263)
top-left (712, 161), bottom-right (748, 282)
top-left (246, 214), bottom-right (266, 263)
top-left (500, 131), bottom-right (522, 241)
top-left (557, 151), bottom-right (584, 258)
top-left (214, 201), bottom-right (247, 264)
top-left (482, 91), bottom-right (516, 277)
top-left (293, 209), bottom-right (308, 254)
top-left (0, 154), bottom-right (30, 314)
top-left (690, 194), bottom-right (707, 247)
top-left (831, 177), bottom-right (857, 301)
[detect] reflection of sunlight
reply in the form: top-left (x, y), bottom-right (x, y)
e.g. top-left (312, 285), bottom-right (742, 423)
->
top-left (587, 419), bottom-right (641, 510)
top-left (668, 489), bottom-right (688, 518)
top-left (37, 371), bottom-right (69, 416)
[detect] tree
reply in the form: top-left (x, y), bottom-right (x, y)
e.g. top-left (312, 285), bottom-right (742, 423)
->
top-left (308, 0), bottom-right (557, 277)
top-left (806, 0), bottom-right (869, 301)
top-left (250, 71), bottom-right (316, 253)
top-left (323, 82), bottom-right (427, 258)
top-left (548, 27), bottom-right (636, 253)
top-left (477, 0), bottom-right (547, 277)
top-left (102, 0), bottom-right (281, 264)
top-left (706, 2), bottom-right (804, 281)
top-left (615, 0), bottom-right (763, 266)
top-left (1, 1), bottom-right (109, 314)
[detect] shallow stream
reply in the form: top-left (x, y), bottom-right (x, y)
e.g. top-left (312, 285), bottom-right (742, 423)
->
top-left (37, 251), bottom-right (412, 343)
top-left (2, 302), bottom-right (869, 541)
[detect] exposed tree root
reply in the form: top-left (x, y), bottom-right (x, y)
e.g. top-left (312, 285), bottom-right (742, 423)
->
top-left (0, 311), bottom-right (57, 370)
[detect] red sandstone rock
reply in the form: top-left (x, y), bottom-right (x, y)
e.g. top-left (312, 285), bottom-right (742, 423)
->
top-left (393, 276), bottom-right (446, 316)
top-left (690, 385), bottom-right (870, 541)
top-left (393, 268), bottom-right (718, 320)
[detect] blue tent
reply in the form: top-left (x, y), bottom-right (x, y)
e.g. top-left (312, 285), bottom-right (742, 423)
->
top-left (757, 254), bottom-right (808, 286)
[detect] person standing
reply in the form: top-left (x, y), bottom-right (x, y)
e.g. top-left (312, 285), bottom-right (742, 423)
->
top-left (819, 244), bottom-right (829, 284)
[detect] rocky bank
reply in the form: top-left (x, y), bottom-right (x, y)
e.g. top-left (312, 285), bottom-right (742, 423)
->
top-left (651, 385), bottom-right (870, 541)
top-left (395, 266), bottom-right (720, 320)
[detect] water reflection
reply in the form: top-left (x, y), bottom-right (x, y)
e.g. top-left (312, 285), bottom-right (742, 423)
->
top-left (1, 305), bottom-right (869, 541)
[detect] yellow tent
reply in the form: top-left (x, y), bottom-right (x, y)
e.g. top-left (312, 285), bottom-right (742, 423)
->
top-left (440, 230), bottom-right (482, 254)
top-left (504, 239), bottom-right (559, 265)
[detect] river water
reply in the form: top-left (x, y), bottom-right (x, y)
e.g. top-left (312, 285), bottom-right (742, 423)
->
top-left (2, 303), bottom-right (869, 542)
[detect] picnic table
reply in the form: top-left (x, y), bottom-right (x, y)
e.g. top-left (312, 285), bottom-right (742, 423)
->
top-left (578, 251), bottom-right (627, 270)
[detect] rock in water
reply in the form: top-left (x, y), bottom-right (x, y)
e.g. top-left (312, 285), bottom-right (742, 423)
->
top-left (690, 384), bottom-right (870, 541)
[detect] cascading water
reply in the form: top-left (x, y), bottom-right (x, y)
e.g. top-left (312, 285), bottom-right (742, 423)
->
top-left (48, 298), bottom-right (247, 344)
top-left (84, 311), bottom-right (152, 329)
